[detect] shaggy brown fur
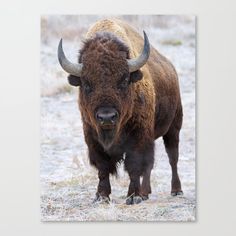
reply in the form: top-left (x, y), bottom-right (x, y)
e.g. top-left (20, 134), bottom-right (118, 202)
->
top-left (66, 19), bottom-right (183, 204)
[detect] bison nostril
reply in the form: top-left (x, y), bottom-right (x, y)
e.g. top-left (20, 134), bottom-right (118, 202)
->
top-left (96, 113), bottom-right (105, 125)
top-left (96, 114), bottom-right (103, 122)
top-left (111, 112), bottom-right (118, 123)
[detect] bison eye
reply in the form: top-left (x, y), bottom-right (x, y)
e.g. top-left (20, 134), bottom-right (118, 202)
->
top-left (83, 83), bottom-right (92, 94)
top-left (118, 77), bottom-right (129, 90)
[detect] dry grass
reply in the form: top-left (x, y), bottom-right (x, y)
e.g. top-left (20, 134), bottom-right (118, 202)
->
top-left (40, 15), bottom-right (195, 221)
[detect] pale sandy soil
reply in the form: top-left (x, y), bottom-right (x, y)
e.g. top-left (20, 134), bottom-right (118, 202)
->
top-left (40, 15), bottom-right (195, 221)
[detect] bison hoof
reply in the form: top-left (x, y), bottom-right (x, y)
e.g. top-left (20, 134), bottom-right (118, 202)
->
top-left (171, 191), bottom-right (183, 196)
top-left (126, 195), bottom-right (143, 205)
top-left (93, 193), bottom-right (110, 204)
top-left (142, 195), bottom-right (149, 201)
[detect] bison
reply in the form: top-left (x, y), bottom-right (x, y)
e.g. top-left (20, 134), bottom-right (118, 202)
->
top-left (58, 19), bottom-right (183, 205)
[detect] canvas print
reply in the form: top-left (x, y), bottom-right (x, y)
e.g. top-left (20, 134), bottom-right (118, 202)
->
top-left (40, 15), bottom-right (195, 221)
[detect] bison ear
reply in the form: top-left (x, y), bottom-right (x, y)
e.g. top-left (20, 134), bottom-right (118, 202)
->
top-left (68, 74), bottom-right (81, 87)
top-left (130, 70), bottom-right (143, 83)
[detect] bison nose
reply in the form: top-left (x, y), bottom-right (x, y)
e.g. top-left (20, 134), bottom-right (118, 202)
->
top-left (96, 108), bottom-right (119, 125)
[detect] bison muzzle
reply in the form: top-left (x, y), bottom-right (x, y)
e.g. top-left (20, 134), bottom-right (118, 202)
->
top-left (58, 19), bottom-right (183, 205)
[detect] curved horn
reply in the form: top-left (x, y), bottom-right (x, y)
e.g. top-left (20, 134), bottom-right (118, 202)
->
top-left (127, 31), bottom-right (150, 72)
top-left (57, 39), bottom-right (83, 76)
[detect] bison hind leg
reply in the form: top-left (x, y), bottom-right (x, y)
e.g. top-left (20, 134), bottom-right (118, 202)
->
top-left (163, 119), bottom-right (183, 196)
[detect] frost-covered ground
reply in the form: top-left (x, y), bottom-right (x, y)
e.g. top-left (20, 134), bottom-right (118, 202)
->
top-left (40, 15), bottom-right (195, 221)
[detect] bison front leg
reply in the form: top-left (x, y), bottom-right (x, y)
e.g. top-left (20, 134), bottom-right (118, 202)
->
top-left (93, 168), bottom-right (111, 203)
top-left (125, 142), bottom-right (154, 205)
top-left (125, 153), bottom-right (142, 205)
top-left (88, 146), bottom-right (111, 203)
top-left (126, 174), bottom-right (142, 205)
top-left (141, 164), bottom-right (153, 200)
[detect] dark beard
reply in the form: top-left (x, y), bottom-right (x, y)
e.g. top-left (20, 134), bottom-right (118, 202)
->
top-left (98, 128), bottom-right (116, 151)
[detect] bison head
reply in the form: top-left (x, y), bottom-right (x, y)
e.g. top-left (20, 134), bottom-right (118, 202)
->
top-left (58, 31), bottom-right (150, 150)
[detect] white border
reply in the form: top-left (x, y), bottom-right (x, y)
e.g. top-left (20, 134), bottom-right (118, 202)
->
top-left (0, 0), bottom-right (236, 235)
